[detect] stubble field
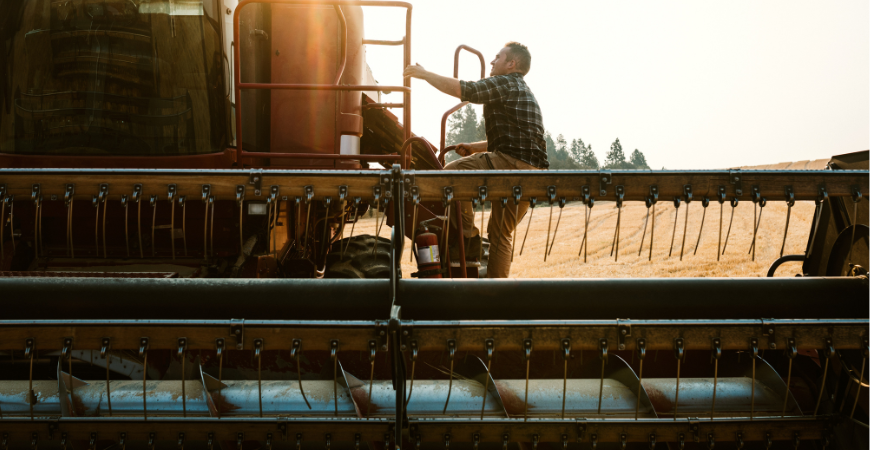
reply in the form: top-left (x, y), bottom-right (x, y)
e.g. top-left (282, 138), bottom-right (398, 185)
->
top-left (351, 198), bottom-right (815, 279)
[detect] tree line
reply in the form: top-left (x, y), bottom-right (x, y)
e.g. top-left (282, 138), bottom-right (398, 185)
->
top-left (444, 105), bottom-right (651, 170)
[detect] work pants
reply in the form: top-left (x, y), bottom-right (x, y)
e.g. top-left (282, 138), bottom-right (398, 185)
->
top-left (444, 151), bottom-right (541, 278)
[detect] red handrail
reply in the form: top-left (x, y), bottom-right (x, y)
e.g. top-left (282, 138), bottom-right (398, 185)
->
top-left (438, 44), bottom-right (486, 164)
top-left (233, 0), bottom-right (413, 167)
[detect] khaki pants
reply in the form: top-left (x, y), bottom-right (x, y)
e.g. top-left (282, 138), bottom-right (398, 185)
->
top-left (444, 151), bottom-right (541, 278)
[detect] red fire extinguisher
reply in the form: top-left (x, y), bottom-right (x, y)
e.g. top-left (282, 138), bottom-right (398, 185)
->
top-left (413, 223), bottom-right (442, 278)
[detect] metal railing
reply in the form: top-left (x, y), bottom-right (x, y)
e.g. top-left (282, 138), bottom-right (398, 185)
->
top-left (232, 0), bottom-right (414, 167)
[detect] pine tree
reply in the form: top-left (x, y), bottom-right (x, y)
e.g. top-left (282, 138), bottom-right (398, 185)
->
top-left (445, 105), bottom-right (484, 163)
top-left (578, 143), bottom-right (600, 169)
top-left (604, 138), bottom-right (628, 169)
top-left (569, 138), bottom-right (586, 162)
top-left (630, 149), bottom-right (650, 169)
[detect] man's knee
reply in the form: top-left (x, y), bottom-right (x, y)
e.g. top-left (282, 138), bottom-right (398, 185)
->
top-left (444, 153), bottom-right (487, 171)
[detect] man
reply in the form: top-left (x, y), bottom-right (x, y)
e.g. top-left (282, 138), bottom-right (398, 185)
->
top-left (403, 42), bottom-right (547, 278)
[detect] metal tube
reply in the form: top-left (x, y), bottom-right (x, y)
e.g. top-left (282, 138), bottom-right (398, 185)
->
top-left (851, 357), bottom-right (866, 418)
top-left (137, 199), bottom-right (143, 258)
top-left (680, 202), bottom-right (688, 261)
top-left (722, 199), bottom-right (736, 254)
top-left (694, 202), bottom-right (707, 256)
top-left (102, 198), bottom-right (107, 258)
top-left (362, 39), bottom-right (404, 46)
top-left (814, 355), bottom-right (830, 416)
top-left (1, 277), bottom-right (866, 321)
top-left (520, 203), bottom-right (534, 256)
top-left (669, 202), bottom-right (679, 257)
top-left (545, 201), bottom-right (553, 262)
top-left (548, 203), bottom-right (563, 256)
top-left (209, 196), bottom-right (215, 257)
top-left (170, 198), bottom-right (175, 260)
top-left (638, 202), bottom-right (649, 257)
top-left (151, 197), bottom-right (157, 257)
top-left (455, 201), bottom-right (467, 278)
top-left (780, 203), bottom-right (791, 258)
top-left (648, 203), bottom-right (656, 261)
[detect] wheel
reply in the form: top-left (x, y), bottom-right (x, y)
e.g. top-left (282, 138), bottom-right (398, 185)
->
top-left (324, 235), bottom-right (391, 278)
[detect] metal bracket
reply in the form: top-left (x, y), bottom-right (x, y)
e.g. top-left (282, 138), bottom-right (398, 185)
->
top-left (751, 185), bottom-right (761, 203)
top-left (230, 318), bottom-right (245, 350)
top-left (683, 185), bottom-right (692, 203)
top-left (24, 338), bottom-right (34, 359)
top-left (339, 185), bottom-right (348, 202)
top-left (379, 172), bottom-right (392, 197)
top-left (132, 184), bottom-right (142, 203)
top-left (582, 186), bottom-right (591, 204)
top-left (689, 421), bottom-right (700, 442)
top-left (31, 184), bottom-right (40, 201)
top-left (0, 185), bottom-right (5, 199)
top-left (138, 337), bottom-right (149, 358)
top-left (649, 185), bottom-right (659, 204)
top-left (270, 186), bottom-right (279, 202)
top-left (97, 185), bottom-right (107, 203)
top-left (761, 320), bottom-right (776, 349)
top-left (615, 185), bottom-right (625, 207)
top-left (443, 186), bottom-right (454, 207)
top-left (478, 186), bottom-right (488, 203)
top-left (617, 319), bottom-right (631, 350)
top-left (249, 170), bottom-right (264, 196)
top-left (61, 338), bottom-right (73, 360)
top-left (236, 186), bottom-right (245, 206)
top-left (718, 186), bottom-right (726, 203)
top-left (729, 170), bottom-right (743, 196)
top-left (100, 338), bottom-right (110, 358)
top-left (599, 170), bottom-right (612, 197)
top-left (202, 185), bottom-right (211, 202)
top-left (303, 185), bottom-right (314, 204)
top-left (167, 184), bottom-right (176, 202)
top-left (372, 185), bottom-right (382, 204)
top-left (512, 186), bottom-right (522, 204)
top-left (376, 322), bottom-right (389, 351)
top-left (409, 186), bottom-right (420, 204)
top-left (547, 185), bottom-right (557, 204)
top-left (785, 186), bottom-right (795, 206)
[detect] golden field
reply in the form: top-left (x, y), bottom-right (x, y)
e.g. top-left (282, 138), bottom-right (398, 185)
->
top-left (352, 197), bottom-right (816, 279)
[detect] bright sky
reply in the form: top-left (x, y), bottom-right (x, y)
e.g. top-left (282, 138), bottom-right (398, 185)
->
top-left (363, 0), bottom-right (869, 169)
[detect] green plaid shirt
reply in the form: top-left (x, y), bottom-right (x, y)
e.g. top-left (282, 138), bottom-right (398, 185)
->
top-left (460, 72), bottom-right (548, 169)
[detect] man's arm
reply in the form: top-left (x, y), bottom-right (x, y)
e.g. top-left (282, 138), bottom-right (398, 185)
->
top-left (455, 141), bottom-right (487, 157)
top-left (403, 64), bottom-right (460, 98)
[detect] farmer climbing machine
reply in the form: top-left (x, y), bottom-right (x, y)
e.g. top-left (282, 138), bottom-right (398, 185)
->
top-left (0, 0), bottom-right (868, 449)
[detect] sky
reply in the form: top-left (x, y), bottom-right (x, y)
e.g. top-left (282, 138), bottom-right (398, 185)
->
top-left (361, 0), bottom-right (869, 169)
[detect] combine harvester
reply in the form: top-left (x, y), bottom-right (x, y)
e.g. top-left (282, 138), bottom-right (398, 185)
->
top-left (0, 0), bottom-right (867, 448)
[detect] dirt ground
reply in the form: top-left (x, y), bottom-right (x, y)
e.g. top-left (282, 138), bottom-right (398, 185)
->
top-left (350, 198), bottom-right (815, 279)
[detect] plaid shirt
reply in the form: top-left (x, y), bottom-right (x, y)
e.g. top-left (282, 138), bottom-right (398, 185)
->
top-left (460, 72), bottom-right (548, 169)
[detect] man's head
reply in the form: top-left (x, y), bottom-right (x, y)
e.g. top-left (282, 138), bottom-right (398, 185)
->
top-left (489, 42), bottom-right (531, 77)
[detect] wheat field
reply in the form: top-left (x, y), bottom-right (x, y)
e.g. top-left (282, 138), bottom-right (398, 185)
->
top-left (351, 198), bottom-right (815, 278)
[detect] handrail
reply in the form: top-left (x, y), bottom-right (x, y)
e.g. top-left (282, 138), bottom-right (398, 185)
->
top-left (233, 0), bottom-right (413, 167)
top-left (454, 44), bottom-right (485, 79)
top-left (438, 44), bottom-right (486, 164)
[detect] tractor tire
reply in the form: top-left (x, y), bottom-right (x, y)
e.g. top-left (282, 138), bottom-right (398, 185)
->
top-left (325, 235), bottom-right (391, 279)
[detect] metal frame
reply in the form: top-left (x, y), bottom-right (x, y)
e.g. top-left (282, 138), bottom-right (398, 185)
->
top-left (232, 0), bottom-right (413, 166)
top-left (0, 165), bottom-right (867, 448)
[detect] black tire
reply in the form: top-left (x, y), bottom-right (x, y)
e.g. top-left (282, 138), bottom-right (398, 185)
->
top-left (325, 235), bottom-right (391, 278)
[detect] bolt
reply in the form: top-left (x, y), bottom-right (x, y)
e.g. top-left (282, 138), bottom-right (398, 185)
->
top-left (734, 177), bottom-right (740, 181)
top-left (405, 178), bottom-right (411, 184)
top-left (401, 345), bottom-right (407, 351)
top-left (226, 7), bottom-right (231, 14)
top-left (381, 345), bottom-right (387, 351)
top-left (379, 331), bottom-right (385, 336)
top-left (768, 329), bottom-right (774, 334)
top-left (235, 330), bottom-right (241, 335)
top-left (621, 329), bottom-right (627, 335)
